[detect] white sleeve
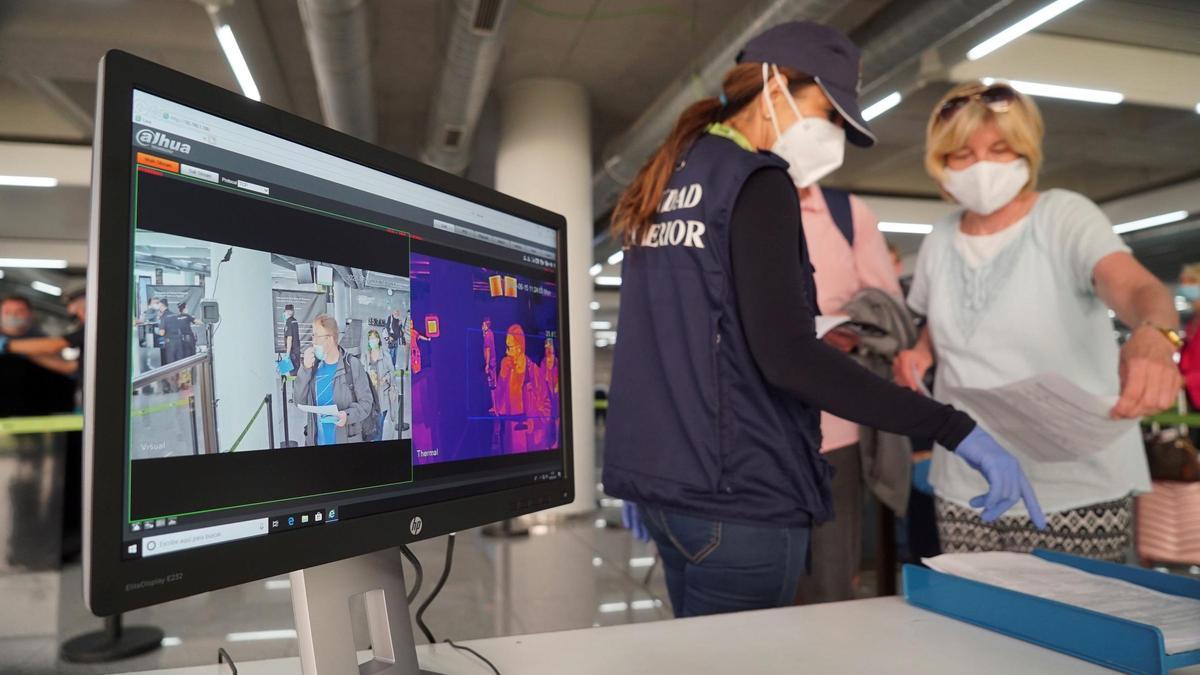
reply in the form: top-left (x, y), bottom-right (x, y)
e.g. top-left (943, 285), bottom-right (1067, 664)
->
top-left (906, 228), bottom-right (939, 316)
top-left (1046, 191), bottom-right (1130, 294)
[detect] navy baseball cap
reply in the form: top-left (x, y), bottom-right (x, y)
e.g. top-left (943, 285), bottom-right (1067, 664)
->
top-left (737, 21), bottom-right (876, 148)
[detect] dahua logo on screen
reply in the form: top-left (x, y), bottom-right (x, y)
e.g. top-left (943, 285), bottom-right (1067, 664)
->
top-left (135, 128), bottom-right (191, 155)
top-left (409, 517), bottom-right (423, 536)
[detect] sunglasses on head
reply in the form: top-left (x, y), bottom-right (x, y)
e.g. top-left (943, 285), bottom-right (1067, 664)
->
top-left (937, 84), bottom-right (1017, 123)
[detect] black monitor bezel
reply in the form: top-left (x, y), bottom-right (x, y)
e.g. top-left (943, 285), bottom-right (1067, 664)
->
top-left (84, 50), bottom-right (575, 615)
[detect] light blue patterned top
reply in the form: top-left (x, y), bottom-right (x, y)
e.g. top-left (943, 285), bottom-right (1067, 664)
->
top-left (908, 189), bottom-right (1151, 514)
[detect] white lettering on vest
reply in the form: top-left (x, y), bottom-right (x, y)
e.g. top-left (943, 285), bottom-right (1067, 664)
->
top-left (640, 218), bottom-right (706, 249)
top-left (658, 183), bottom-right (703, 214)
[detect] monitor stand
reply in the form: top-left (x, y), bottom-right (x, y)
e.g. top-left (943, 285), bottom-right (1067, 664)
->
top-left (290, 547), bottom-right (440, 675)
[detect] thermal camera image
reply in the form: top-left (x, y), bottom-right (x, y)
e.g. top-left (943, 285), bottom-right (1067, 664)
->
top-left (408, 253), bottom-right (560, 465)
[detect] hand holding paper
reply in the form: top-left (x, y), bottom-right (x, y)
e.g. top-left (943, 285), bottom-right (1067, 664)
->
top-left (946, 373), bottom-right (1137, 463)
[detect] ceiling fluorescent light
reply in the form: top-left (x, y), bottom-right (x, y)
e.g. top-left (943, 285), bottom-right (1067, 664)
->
top-left (1001, 79), bottom-right (1122, 104)
top-left (589, 263), bottom-right (603, 277)
top-left (1112, 210), bottom-right (1189, 235)
top-left (0, 175), bottom-right (58, 188)
top-left (215, 25), bottom-right (261, 101)
top-left (591, 321), bottom-right (613, 330)
top-left (0, 258), bottom-right (69, 269)
top-left (877, 222), bottom-right (933, 235)
top-left (589, 301), bottom-right (600, 311)
top-left (607, 250), bottom-right (624, 265)
top-left (31, 281), bottom-right (63, 296)
top-left (595, 276), bottom-right (622, 287)
top-left (967, 0), bottom-right (1088, 60)
top-left (862, 92), bottom-right (902, 121)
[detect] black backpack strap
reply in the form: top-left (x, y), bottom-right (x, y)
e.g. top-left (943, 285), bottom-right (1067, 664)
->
top-left (821, 186), bottom-right (854, 247)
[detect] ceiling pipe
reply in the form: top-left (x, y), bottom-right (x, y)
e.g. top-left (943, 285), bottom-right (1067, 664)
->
top-left (297, 0), bottom-right (377, 142)
top-left (590, 0), bottom-right (1020, 232)
top-left (855, 0), bottom-right (1016, 97)
top-left (421, 0), bottom-right (513, 175)
top-left (590, 0), bottom-right (852, 231)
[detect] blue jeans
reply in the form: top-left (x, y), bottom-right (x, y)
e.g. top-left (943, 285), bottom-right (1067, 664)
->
top-left (640, 506), bottom-right (810, 618)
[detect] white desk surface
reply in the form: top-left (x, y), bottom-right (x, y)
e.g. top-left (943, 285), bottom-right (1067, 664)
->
top-left (117, 596), bottom-right (1200, 674)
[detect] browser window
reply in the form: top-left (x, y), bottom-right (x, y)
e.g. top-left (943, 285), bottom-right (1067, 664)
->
top-left (121, 90), bottom-right (564, 560)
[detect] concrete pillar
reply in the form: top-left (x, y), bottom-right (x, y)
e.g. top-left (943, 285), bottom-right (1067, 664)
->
top-left (210, 247), bottom-right (276, 451)
top-left (495, 78), bottom-right (595, 514)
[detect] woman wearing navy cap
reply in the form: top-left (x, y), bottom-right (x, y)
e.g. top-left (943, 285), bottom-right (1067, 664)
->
top-left (602, 21), bottom-right (1044, 618)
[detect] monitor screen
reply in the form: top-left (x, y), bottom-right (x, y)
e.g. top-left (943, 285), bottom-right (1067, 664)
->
top-left (115, 88), bottom-right (565, 564)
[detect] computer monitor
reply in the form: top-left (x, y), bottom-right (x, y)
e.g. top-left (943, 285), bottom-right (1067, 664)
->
top-left (84, 50), bottom-right (573, 637)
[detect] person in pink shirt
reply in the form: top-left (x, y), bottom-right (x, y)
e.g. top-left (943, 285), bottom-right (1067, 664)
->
top-left (794, 183), bottom-right (903, 605)
top-left (1179, 263), bottom-right (1200, 409)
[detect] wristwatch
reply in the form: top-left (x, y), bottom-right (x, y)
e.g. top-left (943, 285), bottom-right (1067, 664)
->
top-left (1142, 322), bottom-right (1184, 350)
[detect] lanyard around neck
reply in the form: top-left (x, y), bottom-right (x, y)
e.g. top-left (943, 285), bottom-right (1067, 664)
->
top-left (706, 123), bottom-right (755, 153)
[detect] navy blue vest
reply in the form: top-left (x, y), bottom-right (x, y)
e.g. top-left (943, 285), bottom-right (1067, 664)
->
top-left (603, 134), bottom-right (833, 528)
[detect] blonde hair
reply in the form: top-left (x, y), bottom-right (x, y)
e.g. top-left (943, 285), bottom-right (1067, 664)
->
top-left (312, 314), bottom-right (338, 337)
top-left (1182, 263), bottom-right (1200, 283)
top-left (925, 80), bottom-right (1044, 197)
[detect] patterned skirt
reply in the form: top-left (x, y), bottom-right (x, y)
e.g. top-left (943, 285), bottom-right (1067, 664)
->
top-left (935, 495), bottom-right (1133, 562)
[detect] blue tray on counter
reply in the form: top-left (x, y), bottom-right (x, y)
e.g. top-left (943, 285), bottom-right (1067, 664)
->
top-left (903, 549), bottom-right (1200, 675)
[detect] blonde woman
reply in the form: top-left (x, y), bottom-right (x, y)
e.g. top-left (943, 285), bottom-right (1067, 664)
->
top-left (894, 80), bottom-right (1183, 560)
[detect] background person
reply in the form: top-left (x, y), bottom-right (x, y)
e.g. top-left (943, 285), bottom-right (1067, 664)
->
top-left (294, 314), bottom-right (374, 446)
top-left (767, 54), bottom-right (906, 604)
top-left (893, 80), bottom-right (1182, 561)
top-left (604, 22), bottom-right (1042, 619)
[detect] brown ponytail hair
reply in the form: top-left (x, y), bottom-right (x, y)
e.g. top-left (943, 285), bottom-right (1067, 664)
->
top-left (609, 62), bottom-right (812, 246)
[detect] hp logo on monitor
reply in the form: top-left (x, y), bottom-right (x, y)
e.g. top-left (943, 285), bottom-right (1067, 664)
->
top-left (409, 517), bottom-right (423, 536)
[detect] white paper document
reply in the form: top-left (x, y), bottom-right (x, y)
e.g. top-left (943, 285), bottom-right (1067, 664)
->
top-left (924, 552), bottom-right (1200, 654)
top-left (815, 314), bottom-right (851, 339)
top-left (297, 404), bottom-right (339, 416)
top-left (944, 372), bottom-right (1135, 463)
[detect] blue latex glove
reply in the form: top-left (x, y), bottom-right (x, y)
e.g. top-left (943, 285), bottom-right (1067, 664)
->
top-left (621, 501), bottom-right (650, 542)
top-left (276, 355), bottom-right (293, 376)
top-left (956, 426), bottom-right (1047, 528)
top-left (0, 336), bottom-right (8, 354)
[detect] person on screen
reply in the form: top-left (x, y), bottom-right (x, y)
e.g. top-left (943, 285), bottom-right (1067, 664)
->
top-left (283, 304), bottom-right (301, 375)
top-left (364, 329), bottom-right (398, 441)
top-left (161, 301), bottom-right (200, 392)
top-left (386, 308), bottom-right (404, 367)
top-left (295, 314), bottom-right (374, 446)
top-left (496, 325), bottom-right (550, 453)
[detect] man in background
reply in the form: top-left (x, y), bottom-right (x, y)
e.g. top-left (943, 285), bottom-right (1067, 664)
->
top-left (283, 303), bottom-right (301, 375)
top-left (0, 293), bottom-right (78, 416)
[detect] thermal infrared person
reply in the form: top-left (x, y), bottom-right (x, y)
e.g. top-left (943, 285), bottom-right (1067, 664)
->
top-left (892, 80), bottom-right (1183, 561)
top-left (495, 325), bottom-right (549, 453)
top-left (482, 317), bottom-right (498, 412)
top-left (541, 337), bottom-right (560, 445)
top-left (295, 314), bottom-right (374, 446)
top-left (603, 21), bottom-right (1044, 618)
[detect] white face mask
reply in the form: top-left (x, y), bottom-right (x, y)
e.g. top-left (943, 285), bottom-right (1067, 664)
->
top-left (942, 158), bottom-right (1030, 215)
top-left (762, 64), bottom-right (846, 189)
